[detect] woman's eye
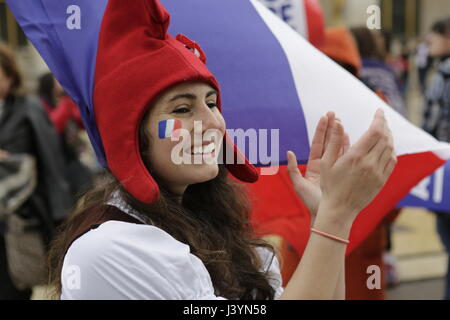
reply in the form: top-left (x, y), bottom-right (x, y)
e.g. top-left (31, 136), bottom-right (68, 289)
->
top-left (207, 103), bottom-right (218, 109)
top-left (173, 107), bottom-right (191, 114)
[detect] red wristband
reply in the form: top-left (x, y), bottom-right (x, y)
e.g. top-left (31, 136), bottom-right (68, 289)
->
top-left (310, 227), bottom-right (350, 244)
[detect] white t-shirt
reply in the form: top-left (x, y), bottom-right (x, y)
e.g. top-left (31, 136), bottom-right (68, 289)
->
top-left (60, 200), bottom-right (284, 300)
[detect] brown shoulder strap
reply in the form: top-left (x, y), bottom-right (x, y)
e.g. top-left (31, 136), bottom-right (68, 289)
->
top-left (67, 204), bottom-right (144, 252)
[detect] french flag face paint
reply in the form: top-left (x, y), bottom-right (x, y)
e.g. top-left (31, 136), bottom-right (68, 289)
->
top-left (158, 119), bottom-right (183, 139)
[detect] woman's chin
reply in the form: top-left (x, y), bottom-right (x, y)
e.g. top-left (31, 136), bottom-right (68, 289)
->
top-left (188, 163), bottom-right (220, 184)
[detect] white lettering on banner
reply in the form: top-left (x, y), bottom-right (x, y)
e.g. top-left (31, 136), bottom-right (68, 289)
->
top-left (257, 0), bottom-right (306, 36)
top-left (260, 0), bottom-right (293, 23)
top-left (366, 5), bottom-right (381, 30)
top-left (410, 177), bottom-right (431, 201)
top-left (410, 166), bottom-right (445, 203)
top-left (66, 5), bottom-right (81, 30)
top-left (433, 166), bottom-right (445, 203)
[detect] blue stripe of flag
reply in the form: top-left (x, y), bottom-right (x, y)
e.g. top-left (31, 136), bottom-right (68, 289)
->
top-left (158, 120), bottom-right (169, 139)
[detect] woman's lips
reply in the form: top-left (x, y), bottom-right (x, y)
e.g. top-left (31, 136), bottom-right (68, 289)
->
top-left (187, 142), bottom-right (216, 155)
top-left (179, 142), bottom-right (219, 163)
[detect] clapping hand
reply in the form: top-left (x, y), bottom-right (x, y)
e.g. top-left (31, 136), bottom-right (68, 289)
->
top-left (287, 112), bottom-right (349, 225)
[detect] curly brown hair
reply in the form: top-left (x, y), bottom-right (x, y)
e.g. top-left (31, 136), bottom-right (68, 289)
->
top-left (47, 102), bottom-right (277, 300)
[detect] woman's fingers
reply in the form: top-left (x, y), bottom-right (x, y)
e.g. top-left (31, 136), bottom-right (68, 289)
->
top-left (308, 111), bottom-right (350, 166)
top-left (378, 144), bottom-right (393, 170)
top-left (309, 112), bottom-right (350, 166)
top-left (338, 131), bottom-right (350, 157)
top-left (383, 156), bottom-right (397, 178)
top-left (367, 124), bottom-right (388, 161)
top-left (362, 110), bottom-right (395, 189)
top-left (377, 128), bottom-right (394, 169)
top-left (365, 109), bottom-right (386, 154)
top-left (323, 112), bottom-right (336, 152)
top-left (334, 117), bottom-right (346, 155)
top-left (351, 109), bottom-right (386, 155)
top-left (343, 132), bottom-right (350, 154)
top-left (322, 118), bottom-right (345, 166)
top-left (316, 109), bottom-right (397, 222)
top-left (382, 126), bottom-right (397, 177)
top-left (309, 115), bottom-right (329, 161)
top-left (287, 151), bottom-right (303, 189)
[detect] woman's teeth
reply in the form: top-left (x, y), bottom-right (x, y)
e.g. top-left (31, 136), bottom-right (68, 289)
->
top-left (192, 142), bottom-right (215, 155)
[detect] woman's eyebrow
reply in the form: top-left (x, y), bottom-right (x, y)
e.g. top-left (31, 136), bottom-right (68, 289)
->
top-left (168, 93), bottom-right (196, 102)
top-left (168, 90), bottom-right (218, 102)
top-left (206, 90), bottom-right (218, 98)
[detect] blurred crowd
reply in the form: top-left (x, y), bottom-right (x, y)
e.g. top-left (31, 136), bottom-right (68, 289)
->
top-left (0, 43), bottom-right (98, 299)
top-left (0, 14), bottom-right (449, 300)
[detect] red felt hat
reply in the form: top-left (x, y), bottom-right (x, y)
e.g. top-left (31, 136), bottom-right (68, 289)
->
top-left (93, 0), bottom-right (258, 203)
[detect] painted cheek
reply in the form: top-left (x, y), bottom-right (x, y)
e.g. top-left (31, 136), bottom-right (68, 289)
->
top-left (158, 119), bottom-right (183, 139)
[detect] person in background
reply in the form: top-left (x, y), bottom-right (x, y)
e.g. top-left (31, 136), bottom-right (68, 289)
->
top-left (0, 43), bottom-right (36, 300)
top-left (380, 34), bottom-right (411, 97)
top-left (38, 73), bottom-right (93, 200)
top-left (421, 17), bottom-right (450, 300)
top-left (38, 73), bottom-right (83, 134)
top-left (397, 41), bottom-right (411, 95)
top-left (416, 39), bottom-right (434, 93)
top-left (351, 27), bottom-right (407, 118)
top-left (0, 43), bottom-right (71, 299)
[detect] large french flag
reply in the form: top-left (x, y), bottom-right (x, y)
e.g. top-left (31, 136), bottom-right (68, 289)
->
top-left (6, 0), bottom-right (450, 254)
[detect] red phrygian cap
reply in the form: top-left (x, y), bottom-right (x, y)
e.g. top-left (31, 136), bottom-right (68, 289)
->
top-left (93, 0), bottom-right (258, 203)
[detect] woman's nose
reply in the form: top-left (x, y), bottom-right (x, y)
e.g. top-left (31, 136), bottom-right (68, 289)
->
top-left (196, 103), bottom-right (223, 132)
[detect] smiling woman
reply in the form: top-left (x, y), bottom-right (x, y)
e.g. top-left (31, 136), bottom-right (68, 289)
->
top-left (47, 0), bottom-right (280, 300)
top-left (46, 0), bottom-right (396, 301)
top-left (49, 75), bottom-right (284, 298)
